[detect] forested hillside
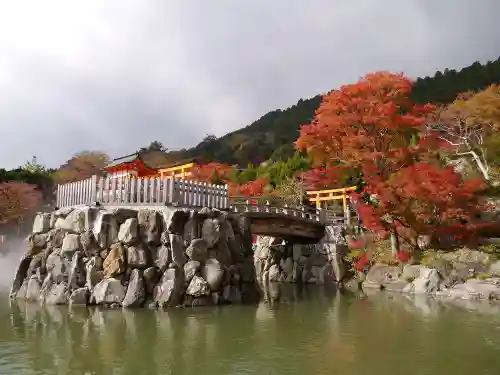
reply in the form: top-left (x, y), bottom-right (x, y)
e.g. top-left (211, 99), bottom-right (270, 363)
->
top-left (173, 56), bottom-right (500, 167)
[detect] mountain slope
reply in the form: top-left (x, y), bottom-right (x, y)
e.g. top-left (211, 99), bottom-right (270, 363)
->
top-left (166, 56), bottom-right (500, 167)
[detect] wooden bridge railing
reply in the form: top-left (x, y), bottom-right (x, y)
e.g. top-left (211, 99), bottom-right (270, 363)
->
top-left (230, 197), bottom-right (349, 225)
top-left (56, 177), bottom-right (352, 226)
top-left (230, 200), bottom-right (325, 223)
top-left (56, 175), bottom-right (229, 209)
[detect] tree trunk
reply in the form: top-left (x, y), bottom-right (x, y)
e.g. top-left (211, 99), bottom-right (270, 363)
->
top-left (458, 150), bottom-right (489, 180)
top-left (390, 229), bottom-right (399, 257)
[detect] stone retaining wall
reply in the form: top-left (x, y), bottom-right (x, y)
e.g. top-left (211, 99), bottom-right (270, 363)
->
top-left (253, 226), bottom-right (349, 285)
top-left (10, 205), bottom-right (258, 308)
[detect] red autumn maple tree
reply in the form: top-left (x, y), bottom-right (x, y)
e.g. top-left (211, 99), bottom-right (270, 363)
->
top-left (0, 181), bottom-right (42, 224)
top-left (296, 72), bottom-right (436, 182)
top-left (353, 163), bottom-right (487, 249)
top-left (296, 71), bottom-right (487, 253)
top-left (232, 176), bottom-right (269, 197)
top-left (190, 162), bottom-right (233, 184)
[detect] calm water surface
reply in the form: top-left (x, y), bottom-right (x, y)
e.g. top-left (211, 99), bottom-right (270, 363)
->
top-left (1, 285), bottom-right (500, 375)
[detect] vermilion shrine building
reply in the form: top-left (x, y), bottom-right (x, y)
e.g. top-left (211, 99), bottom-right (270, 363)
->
top-left (104, 153), bottom-right (198, 180)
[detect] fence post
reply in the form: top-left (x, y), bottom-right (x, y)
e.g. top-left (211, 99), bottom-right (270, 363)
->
top-left (223, 184), bottom-right (229, 209)
top-left (170, 179), bottom-right (177, 205)
top-left (344, 194), bottom-right (351, 227)
top-left (90, 175), bottom-right (98, 204)
top-left (318, 208), bottom-right (327, 223)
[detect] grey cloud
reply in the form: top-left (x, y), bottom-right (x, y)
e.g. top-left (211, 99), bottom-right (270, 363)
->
top-left (0, 0), bottom-right (499, 169)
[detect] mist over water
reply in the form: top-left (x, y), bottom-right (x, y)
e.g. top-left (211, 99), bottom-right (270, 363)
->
top-left (0, 237), bottom-right (27, 289)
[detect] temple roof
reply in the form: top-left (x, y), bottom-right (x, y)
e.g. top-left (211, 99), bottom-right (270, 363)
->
top-left (105, 152), bottom-right (157, 172)
top-left (155, 158), bottom-right (199, 170)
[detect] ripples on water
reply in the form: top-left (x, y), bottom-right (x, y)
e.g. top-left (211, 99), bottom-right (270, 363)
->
top-left (1, 285), bottom-right (500, 375)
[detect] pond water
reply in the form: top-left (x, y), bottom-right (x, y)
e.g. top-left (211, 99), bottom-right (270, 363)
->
top-left (1, 285), bottom-right (500, 375)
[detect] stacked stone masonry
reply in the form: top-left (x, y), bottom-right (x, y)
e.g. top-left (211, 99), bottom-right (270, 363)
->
top-left (253, 225), bottom-right (348, 285)
top-left (10, 206), bottom-right (258, 308)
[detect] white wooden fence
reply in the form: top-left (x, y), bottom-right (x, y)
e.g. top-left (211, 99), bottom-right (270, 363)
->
top-left (56, 175), bottom-right (229, 209)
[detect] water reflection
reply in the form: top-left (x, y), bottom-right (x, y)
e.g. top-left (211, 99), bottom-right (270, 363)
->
top-left (1, 286), bottom-right (500, 375)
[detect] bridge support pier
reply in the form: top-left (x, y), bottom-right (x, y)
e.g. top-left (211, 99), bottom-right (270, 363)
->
top-left (252, 224), bottom-right (348, 286)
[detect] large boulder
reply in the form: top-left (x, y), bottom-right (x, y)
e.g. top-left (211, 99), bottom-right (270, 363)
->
top-left (143, 267), bottom-right (158, 295)
top-left (438, 278), bottom-right (500, 300)
top-left (122, 269), bottom-right (146, 307)
top-left (127, 246), bottom-right (149, 269)
top-left (153, 268), bottom-right (185, 307)
top-left (86, 256), bottom-right (104, 289)
top-left (202, 259), bottom-right (225, 292)
top-left (186, 276), bottom-right (210, 297)
top-left (404, 266), bottom-right (441, 294)
top-left (93, 278), bottom-right (126, 305)
top-left (118, 218), bottom-right (138, 244)
top-left (10, 255), bottom-right (32, 298)
top-left (45, 282), bottom-right (70, 305)
top-left (27, 252), bottom-right (46, 277)
top-left (48, 228), bottom-right (69, 249)
top-left (212, 240), bottom-right (233, 266)
top-left (61, 234), bottom-right (81, 259)
top-left (169, 234), bottom-right (187, 268)
top-left (186, 239), bottom-right (208, 262)
top-left (15, 279), bottom-right (29, 299)
top-left (68, 251), bottom-right (86, 290)
top-left (153, 245), bottom-right (171, 272)
top-left (110, 208), bottom-right (137, 224)
top-left (363, 263), bottom-right (403, 290)
top-left (165, 209), bottom-right (190, 235)
top-left (59, 207), bottom-right (98, 233)
top-left (38, 274), bottom-right (54, 302)
top-left (202, 218), bottom-right (220, 248)
top-left (220, 219), bottom-right (235, 242)
top-left (184, 261), bottom-right (201, 285)
top-left (93, 211), bottom-right (119, 249)
top-left (138, 210), bottom-right (162, 245)
top-left (443, 248), bottom-right (492, 265)
top-left (69, 287), bottom-right (89, 306)
top-left (268, 264), bottom-right (280, 282)
top-left (46, 252), bottom-right (69, 283)
top-left (32, 213), bottom-right (52, 234)
top-left (79, 230), bottom-right (100, 257)
top-left (488, 261), bottom-right (500, 277)
top-left (103, 243), bottom-right (127, 278)
top-left (25, 276), bottom-right (42, 301)
top-left (28, 233), bottom-right (49, 255)
top-left (183, 214), bottom-right (201, 244)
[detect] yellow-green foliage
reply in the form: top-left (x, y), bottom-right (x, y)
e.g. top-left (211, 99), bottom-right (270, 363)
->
top-left (476, 272), bottom-right (493, 280)
top-left (420, 249), bottom-right (446, 267)
top-left (477, 243), bottom-right (500, 259)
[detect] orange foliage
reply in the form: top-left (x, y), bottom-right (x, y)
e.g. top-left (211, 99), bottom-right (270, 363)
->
top-left (296, 72), bottom-right (436, 180)
top-left (190, 162), bottom-right (233, 184)
top-left (231, 177), bottom-right (269, 197)
top-left (296, 71), bottom-right (487, 250)
top-left (0, 182), bottom-right (42, 224)
top-left (55, 151), bottom-right (109, 184)
top-left (354, 163), bottom-right (487, 247)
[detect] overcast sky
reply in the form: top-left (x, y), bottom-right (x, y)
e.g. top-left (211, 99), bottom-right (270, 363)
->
top-left (0, 0), bottom-right (499, 169)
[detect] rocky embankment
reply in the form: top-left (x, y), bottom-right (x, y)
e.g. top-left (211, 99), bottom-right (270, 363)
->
top-left (355, 248), bottom-right (500, 301)
top-left (253, 229), bottom-right (348, 285)
top-left (10, 206), bottom-right (257, 308)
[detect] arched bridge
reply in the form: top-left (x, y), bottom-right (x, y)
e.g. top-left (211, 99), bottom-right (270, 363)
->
top-left (55, 175), bottom-right (352, 242)
top-left (230, 200), bottom-right (347, 243)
